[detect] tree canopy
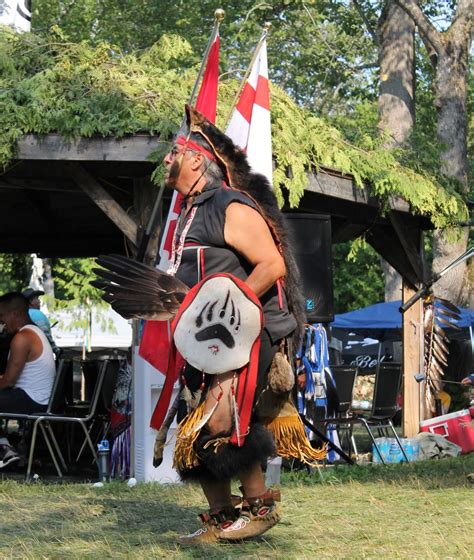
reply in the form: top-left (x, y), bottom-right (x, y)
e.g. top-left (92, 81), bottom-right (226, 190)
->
top-left (0, 25), bottom-right (467, 227)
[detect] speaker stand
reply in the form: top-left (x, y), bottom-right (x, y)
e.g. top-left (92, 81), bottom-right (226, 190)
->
top-left (299, 414), bottom-right (354, 465)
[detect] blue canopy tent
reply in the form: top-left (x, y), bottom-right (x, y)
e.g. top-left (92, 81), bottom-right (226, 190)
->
top-left (331, 300), bottom-right (473, 374)
top-left (332, 300), bottom-right (473, 332)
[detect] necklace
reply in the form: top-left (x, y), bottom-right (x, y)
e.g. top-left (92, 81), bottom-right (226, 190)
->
top-left (167, 205), bottom-right (198, 276)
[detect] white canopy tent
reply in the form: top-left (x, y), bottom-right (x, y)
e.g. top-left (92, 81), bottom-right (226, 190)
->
top-left (52, 306), bottom-right (132, 350)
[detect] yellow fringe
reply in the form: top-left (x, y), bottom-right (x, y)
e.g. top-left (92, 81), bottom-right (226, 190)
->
top-left (173, 402), bottom-right (206, 472)
top-left (263, 414), bottom-right (327, 464)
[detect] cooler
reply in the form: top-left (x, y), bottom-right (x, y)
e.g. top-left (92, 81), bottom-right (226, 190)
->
top-left (420, 409), bottom-right (474, 454)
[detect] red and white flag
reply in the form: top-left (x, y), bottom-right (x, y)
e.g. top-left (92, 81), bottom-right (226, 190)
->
top-left (226, 38), bottom-right (272, 184)
top-left (139, 31), bottom-right (220, 374)
top-left (158, 32), bottom-right (220, 273)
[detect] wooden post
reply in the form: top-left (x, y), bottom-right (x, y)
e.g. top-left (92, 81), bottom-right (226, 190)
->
top-left (132, 177), bottom-right (162, 265)
top-left (402, 281), bottom-right (423, 437)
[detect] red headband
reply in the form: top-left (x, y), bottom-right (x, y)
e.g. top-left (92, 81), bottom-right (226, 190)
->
top-left (175, 135), bottom-right (216, 162)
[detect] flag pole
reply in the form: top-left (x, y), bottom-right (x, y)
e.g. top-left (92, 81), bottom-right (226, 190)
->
top-left (188, 8), bottom-right (225, 107)
top-left (224, 21), bottom-right (271, 130)
top-left (136, 8), bottom-right (225, 263)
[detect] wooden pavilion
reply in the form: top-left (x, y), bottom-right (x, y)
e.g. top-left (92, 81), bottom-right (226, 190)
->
top-left (0, 133), bottom-right (428, 473)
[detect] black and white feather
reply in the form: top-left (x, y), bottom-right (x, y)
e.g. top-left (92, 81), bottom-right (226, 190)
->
top-left (91, 254), bottom-right (189, 321)
top-left (423, 297), bottom-right (461, 414)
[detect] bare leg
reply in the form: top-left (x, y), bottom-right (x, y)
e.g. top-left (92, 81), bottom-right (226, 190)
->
top-left (239, 461), bottom-right (266, 498)
top-left (198, 372), bottom-right (235, 512)
top-left (200, 478), bottom-right (232, 513)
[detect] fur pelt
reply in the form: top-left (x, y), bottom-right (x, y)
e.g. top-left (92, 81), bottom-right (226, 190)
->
top-left (178, 423), bottom-right (275, 482)
top-left (268, 351), bottom-right (295, 393)
top-left (185, 104), bottom-right (306, 348)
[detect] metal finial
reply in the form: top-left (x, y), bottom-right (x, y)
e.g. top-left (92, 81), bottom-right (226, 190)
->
top-left (263, 21), bottom-right (272, 31)
top-left (214, 9), bottom-right (225, 22)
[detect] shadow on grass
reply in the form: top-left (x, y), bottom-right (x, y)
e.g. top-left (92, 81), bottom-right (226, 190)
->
top-left (0, 491), bottom-right (289, 558)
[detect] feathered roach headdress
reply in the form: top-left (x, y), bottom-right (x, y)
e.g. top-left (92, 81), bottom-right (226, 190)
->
top-left (183, 104), bottom-right (306, 347)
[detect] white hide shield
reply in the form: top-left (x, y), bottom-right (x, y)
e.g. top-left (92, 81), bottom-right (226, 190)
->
top-left (173, 275), bottom-right (262, 374)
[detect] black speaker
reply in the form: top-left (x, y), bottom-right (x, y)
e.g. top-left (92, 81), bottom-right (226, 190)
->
top-left (284, 213), bottom-right (334, 323)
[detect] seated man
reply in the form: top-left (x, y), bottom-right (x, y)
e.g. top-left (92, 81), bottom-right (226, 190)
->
top-left (22, 288), bottom-right (60, 356)
top-left (0, 292), bottom-right (56, 468)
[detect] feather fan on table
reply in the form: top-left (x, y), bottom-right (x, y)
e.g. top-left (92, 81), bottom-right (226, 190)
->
top-left (423, 296), bottom-right (461, 415)
top-left (91, 254), bottom-right (189, 321)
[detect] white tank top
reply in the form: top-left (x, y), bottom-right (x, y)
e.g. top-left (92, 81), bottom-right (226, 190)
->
top-left (14, 325), bottom-right (56, 405)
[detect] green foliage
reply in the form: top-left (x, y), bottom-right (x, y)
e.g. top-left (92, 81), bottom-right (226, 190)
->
top-left (0, 27), bottom-right (467, 233)
top-left (269, 85), bottom-right (467, 226)
top-left (0, 25), bottom-right (193, 152)
top-left (332, 242), bottom-right (384, 313)
top-left (51, 258), bottom-right (112, 334)
top-left (32, 0), bottom-right (379, 114)
top-left (0, 254), bottom-right (32, 293)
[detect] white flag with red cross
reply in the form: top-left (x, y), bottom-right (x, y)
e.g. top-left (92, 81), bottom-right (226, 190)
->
top-left (225, 38), bottom-right (272, 185)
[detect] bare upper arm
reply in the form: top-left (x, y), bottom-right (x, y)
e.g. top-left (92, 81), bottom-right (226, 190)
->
top-left (3, 331), bottom-right (36, 385)
top-left (224, 202), bottom-right (282, 266)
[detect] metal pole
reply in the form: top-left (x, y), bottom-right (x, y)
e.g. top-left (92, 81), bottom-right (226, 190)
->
top-left (400, 247), bottom-right (474, 313)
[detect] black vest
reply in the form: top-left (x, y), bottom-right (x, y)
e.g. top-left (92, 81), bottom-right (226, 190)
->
top-left (174, 182), bottom-right (297, 343)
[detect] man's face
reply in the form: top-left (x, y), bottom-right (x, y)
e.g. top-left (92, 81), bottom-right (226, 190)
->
top-left (163, 145), bottom-right (189, 188)
top-left (0, 305), bottom-right (16, 334)
top-left (163, 145), bottom-right (203, 191)
top-left (29, 296), bottom-right (40, 309)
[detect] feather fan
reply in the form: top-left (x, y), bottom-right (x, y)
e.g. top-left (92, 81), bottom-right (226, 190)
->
top-left (91, 254), bottom-right (189, 321)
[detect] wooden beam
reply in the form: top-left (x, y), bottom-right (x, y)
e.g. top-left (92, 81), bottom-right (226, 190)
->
top-left (0, 179), bottom-right (80, 193)
top-left (68, 162), bottom-right (139, 246)
top-left (389, 211), bottom-right (425, 283)
top-left (306, 170), bottom-right (410, 213)
top-left (366, 225), bottom-right (420, 288)
top-left (18, 133), bottom-right (164, 162)
top-left (331, 219), bottom-right (368, 243)
top-left (402, 282), bottom-right (423, 437)
top-left (16, 134), bottom-right (417, 217)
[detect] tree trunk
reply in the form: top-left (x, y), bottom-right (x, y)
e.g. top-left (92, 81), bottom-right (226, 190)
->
top-left (42, 258), bottom-right (55, 298)
top-left (378, 0), bottom-right (415, 145)
top-left (380, 258), bottom-right (403, 301)
top-left (378, 0), bottom-right (415, 300)
top-left (431, 28), bottom-right (471, 305)
top-left (393, 0), bottom-right (473, 306)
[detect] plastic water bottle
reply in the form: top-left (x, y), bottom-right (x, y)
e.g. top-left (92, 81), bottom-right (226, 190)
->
top-left (403, 439), bottom-right (413, 462)
top-left (388, 439), bottom-right (402, 463)
top-left (97, 439), bottom-right (110, 482)
top-left (372, 437), bottom-right (384, 463)
top-left (265, 456), bottom-right (282, 487)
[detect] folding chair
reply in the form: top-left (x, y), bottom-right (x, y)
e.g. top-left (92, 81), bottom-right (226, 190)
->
top-left (73, 358), bottom-right (120, 462)
top-left (27, 359), bottom-right (118, 480)
top-left (0, 358), bottom-right (71, 480)
top-left (324, 363), bottom-right (408, 464)
top-left (323, 365), bottom-right (358, 454)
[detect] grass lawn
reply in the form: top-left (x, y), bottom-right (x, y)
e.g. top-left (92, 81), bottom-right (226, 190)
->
top-left (0, 454), bottom-right (472, 559)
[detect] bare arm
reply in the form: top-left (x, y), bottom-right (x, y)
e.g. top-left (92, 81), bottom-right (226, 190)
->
top-left (0, 332), bottom-right (32, 390)
top-left (224, 202), bottom-right (286, 297)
